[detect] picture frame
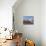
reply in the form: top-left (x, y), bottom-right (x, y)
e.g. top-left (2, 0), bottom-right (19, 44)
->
top-left (23, 16), bottom-right (34, 25)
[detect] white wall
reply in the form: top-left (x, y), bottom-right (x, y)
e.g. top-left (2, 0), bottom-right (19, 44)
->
top-left (0, 0), bottom-right (16, 30)
top-left (41, 0), bottom-right (46, 46)
top-left (13, 0), bottom-right (46, 46)
top-left (13, 0), bottom-right (41, 46)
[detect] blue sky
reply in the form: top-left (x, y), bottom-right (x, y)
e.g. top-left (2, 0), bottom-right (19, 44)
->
top-left (23, 16), bottom-right (33, 20)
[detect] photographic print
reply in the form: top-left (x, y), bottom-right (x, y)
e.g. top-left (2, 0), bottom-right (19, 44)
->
top-left (23, 16), bottom-right (34, 25)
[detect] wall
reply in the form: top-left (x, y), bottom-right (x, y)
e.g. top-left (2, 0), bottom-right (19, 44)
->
top-left (13, 0), bottom-right (41, 46)
top-left (41, 0), bottom-right (46, 46)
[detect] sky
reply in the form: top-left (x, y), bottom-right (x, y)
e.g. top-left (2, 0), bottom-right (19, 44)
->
top-left (23, 16), bottom-right (34, 21)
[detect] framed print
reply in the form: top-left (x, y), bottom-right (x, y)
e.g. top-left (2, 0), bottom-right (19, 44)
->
top-left (23, 16), bottom-right (34, 25)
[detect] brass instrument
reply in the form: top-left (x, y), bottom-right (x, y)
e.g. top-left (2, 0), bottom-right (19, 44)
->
top-left (25, 40), bottom-right (35, 46)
